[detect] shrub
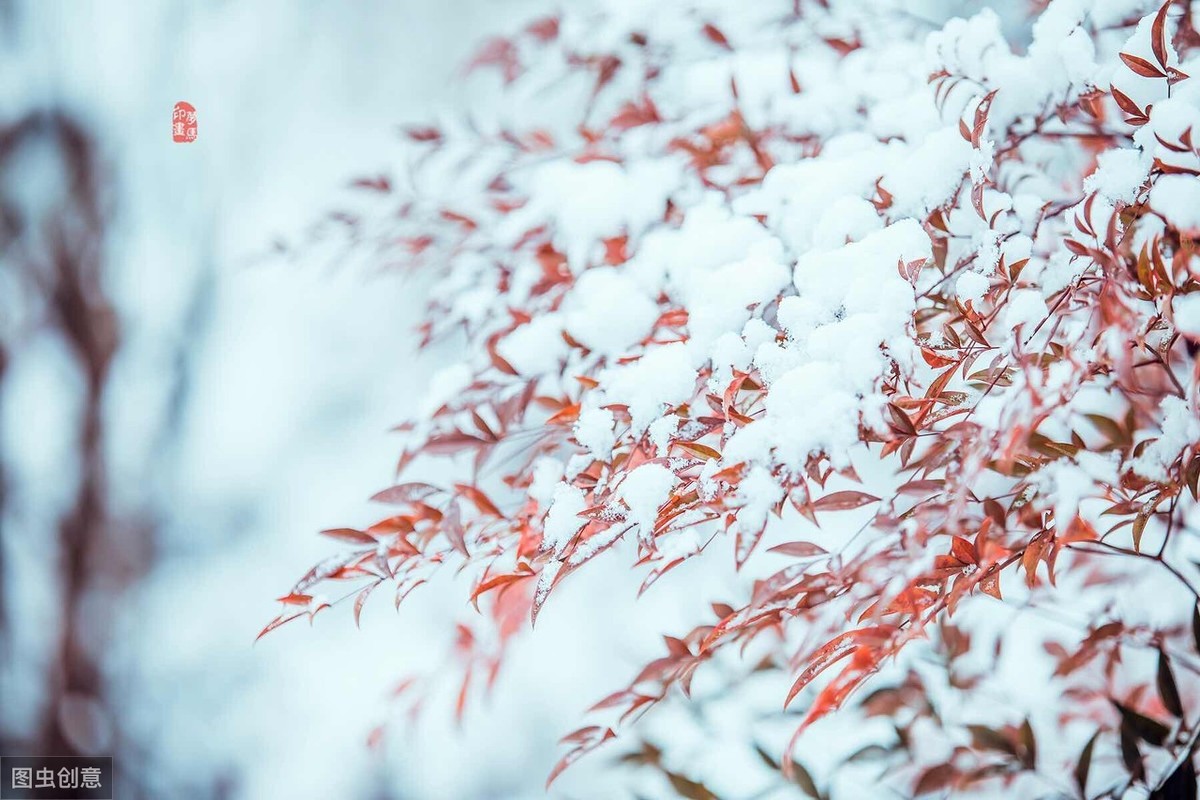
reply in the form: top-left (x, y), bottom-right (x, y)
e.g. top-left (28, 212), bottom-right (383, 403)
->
top-left (269, 2), bottom-right (1200, 796)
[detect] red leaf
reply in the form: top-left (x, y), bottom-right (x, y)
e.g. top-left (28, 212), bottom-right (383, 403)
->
top-left (812, 491), bottom-right (881, 512)
top-left (980, 569), bottom-right (1002, 600)
top-left (610, 100), bottom-right (660, 132)
top-left (255, 611), bottom-right (304, 642)
top-left (1064, 238), bottom-right (1090, 257)
top-left (547, 727), bottom-right (615, 787)
top-left (915, 764), bottom-right (957, 796)
top-left (455, 484), bottom-right (503, 517)
top-left (468, 37), bottom-right (520, 83)
top-left (603, 235), bottom-right (631, 263)
top-left (350, 175), bottom-right (391, 192)
top-left (353, 582), bottom-right (381, 628)
top-left (882, 586), bottom-right (938, 615)
top-left (547, 403), bottom-right (581, 425)
top-left (767, 541), bottom-right (828, 558)
top-left (897, 479), bottom-right (945, 496)
top-left (922, 347), bottom-right (957, 368)
top-left (470, 567), bottom-right (534, 604)
top-left (1151, 2), bottom-right (1170, 70)
top-left (443, 500), bottom-right (469, 557)
top-left (1110, 86), bottom-right (1146, 119)
top-left (702, 23), bottom-right (732, 49)
top-left (735, 524), bottom-right (766, 569)
top-left (423, 432), bottom-right (493, 456)
top-left (402, 126), bottom-right (442, 142)
top-left (320, 527), bottom-right (376, 545)
top-left (950, 535), bottom-right (978, 566)
top-left (371, 482), bottom-right (442, 505)
top-left (592, 55), bottom-right (622, 96)
top-left (971, 89), bottom-right (998, 147)
top-left (526, 15), bottom-right (559, 41)
top-left (798, 645), bottom-right (883, 731)
top-left (1120, 52), bottom-right (1166, 78)
top-left (366, 724), bottom-right (385, 750)
top-left (887, 403), bottom-right (918, 436)
top-left (785, 627), bottom-right (892, 708)
top-left (673, 440), bottom-right (721, 460)
top-left (970, 182), bottom-right (986, 219)
top-left (488, 342), bottom-right (519, 376)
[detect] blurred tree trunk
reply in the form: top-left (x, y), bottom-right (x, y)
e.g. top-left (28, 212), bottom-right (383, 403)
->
top-left (0, 112), bottom-right (152, 767)
top-left (1, 112), bottom-right (115, 758)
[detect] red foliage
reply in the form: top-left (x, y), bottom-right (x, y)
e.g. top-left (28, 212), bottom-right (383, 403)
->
top-left (270, 2), bottom-right (1200, 796)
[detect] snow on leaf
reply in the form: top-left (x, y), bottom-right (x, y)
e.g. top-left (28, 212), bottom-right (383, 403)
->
top-left (271, 1), bottom-right (1200, 792)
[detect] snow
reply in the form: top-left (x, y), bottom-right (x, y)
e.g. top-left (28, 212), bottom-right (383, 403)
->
top-left (528, 456), bottom-right (565, 508)
top-left (420, 363), bottom-right (473, 415)
top-left (495, 312), bottom-right (568, 375)
top-left (1131, 396), bottom-right (1200, 482)
top-left (600, 341), bottom-right (697, 433)
top-left (633, 200), bottom-right (782, 290)
top-left (542, 482), bottom-right (588, 555)
top-left (678, 250), bottom-right (790, 352)
top-left (574, 406), bottom-right (617, 461)
top-left (1002, 289), bottom-right (1050, 338)
top-left (1145, 97), bottom-right (1200, 173)
top-left (1033, 451), bottom-right (1119, 530)
top-left (881, 127), bottom-right (972, 217)
top-left (1058, 25), bottom-right (1098, 84)
top-left (955, 270), bottom-right (990, 305)
top-left (811, 197), bottom-right (885, 250)
top-left (758, 220), bottom-right (931, 433)
top-left (1083, 147), bottom-right (1148, 205)
top-left (733, 464), bottom-right (783, 533)
top-left (1150, 174), bottom-right (1200, 231)
top-left (646, 414), bottom-right (680, 456)
top-left (563, 267), bottom-right (658, 357)
top-left (737, 138), bottom-right (892, 255)
top-left (732, 362), bottom-right (863, 470)
top-left (707, 332), bottom-right (752, 390)
top-left (617, 463), bottom-right (677, 543)
top-left (656, 527), bottom-right (702, 561)
top-left (519, 158), bottom-right (678, 267)
top-left (1175, 294), bottom-right (1200, 338)
top-left (792, 220), bottom-right (928, 329)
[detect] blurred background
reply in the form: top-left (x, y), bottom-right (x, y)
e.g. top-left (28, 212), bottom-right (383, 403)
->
top-left (0, 2), bottom-right (674, 797)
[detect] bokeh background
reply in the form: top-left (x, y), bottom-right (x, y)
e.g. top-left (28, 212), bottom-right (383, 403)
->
top-left (0, 2), bottom-right (694, 797)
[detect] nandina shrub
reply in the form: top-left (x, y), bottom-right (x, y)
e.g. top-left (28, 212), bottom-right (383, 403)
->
top-left (267, 1), bottom-right (1200, 796)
